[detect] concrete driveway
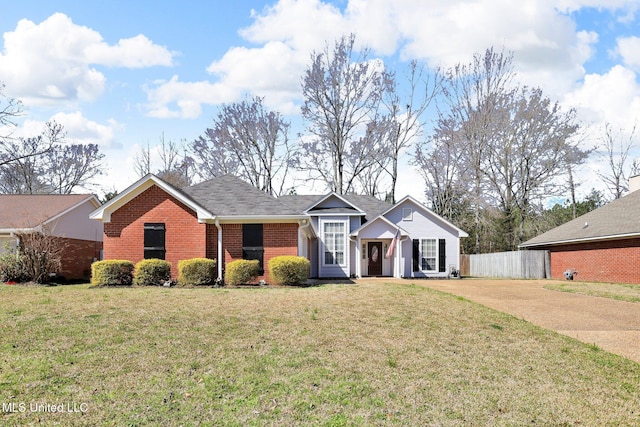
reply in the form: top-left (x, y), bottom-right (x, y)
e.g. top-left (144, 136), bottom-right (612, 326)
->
top-left (414, 278), bottom-right (640, 364)
top-left (357, 278), bottom-right (640, 364)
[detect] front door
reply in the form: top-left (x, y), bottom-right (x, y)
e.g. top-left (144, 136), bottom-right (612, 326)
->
top-left (368, 242), bottom-right (383, 276)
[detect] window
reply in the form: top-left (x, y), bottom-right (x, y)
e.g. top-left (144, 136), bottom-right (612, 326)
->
top-left (402, 208), bottom-right (413, 221)
top-left (242, 224), bottom-right (264, 273)
top-left (144, 223), bottom-right (165, 259)
top-left (420, 239), bottom-right (437, 271)
top-left (323, 222), bottom-right (345, 265)
top-left (412, 238), bottom-right (447, 273)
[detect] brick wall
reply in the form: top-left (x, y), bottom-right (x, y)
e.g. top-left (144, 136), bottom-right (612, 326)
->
top-left (219, 222), bottom-right (299, 283)
top-left (103, 185), bottom-right (207, 277)
top-left (549, 237), bottom-right (640, 284)
top-left (58, 237), bottom-right (102, 281)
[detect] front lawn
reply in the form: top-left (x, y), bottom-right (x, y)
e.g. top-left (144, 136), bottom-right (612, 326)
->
top-left (1, 281), bottom-right (639, 426)
top-left (545, 281), bottom-right (640, 303)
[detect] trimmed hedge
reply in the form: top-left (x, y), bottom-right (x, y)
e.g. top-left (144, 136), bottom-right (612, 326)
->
top-left (133, 259), bottom-right (172, 286)
top-left (91, 260), bottom-right (134, 286)
top-left (268, 256), bottom-right (310, 286)
top-left (178, 258), bottom-right (217, 286)
top-left (225, 259), bottom-right (260, 286)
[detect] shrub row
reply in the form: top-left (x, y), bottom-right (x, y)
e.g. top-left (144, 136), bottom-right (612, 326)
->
top-left (91, 258), bottom-right (217, 287)
top-left (90, 256), bottom-right (309, 287)
top-left (225, 256), bottom-right (310, 286)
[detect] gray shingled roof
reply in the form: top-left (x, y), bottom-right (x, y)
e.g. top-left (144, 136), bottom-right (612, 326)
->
top-left (182, 175), bottom-right (301, 216)
top-left (277, 193), bottom-right (391, 221)
top-left (521, 189), bottom-right (640, 247)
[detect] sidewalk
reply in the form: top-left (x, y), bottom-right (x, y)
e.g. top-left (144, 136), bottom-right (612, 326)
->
top-left (359, 278), bottom-right (640, 364)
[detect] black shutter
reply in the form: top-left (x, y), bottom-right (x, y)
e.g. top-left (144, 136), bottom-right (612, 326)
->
top-left (144, 223), bottom-right (166, 259)
top-left (412, 239), bottom-right (419, 272)
top-left (243, 224), bottom-right (264, 274)
top-left (439, 239), bottom-right (446, 272)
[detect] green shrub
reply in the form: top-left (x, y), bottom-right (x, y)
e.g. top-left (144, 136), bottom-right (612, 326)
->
top-left (225, 259), bottom-right (260, 286)
top-left (0, 243), bottom-right (28, 283)
top-left (91, 260), bottom-right (134, 286)
top-left (268, 256), bottom-right (310, 286)
top-left (133, 259), bottom-right (172, 286)
top-left (178, 258), bottom-right (217, 286)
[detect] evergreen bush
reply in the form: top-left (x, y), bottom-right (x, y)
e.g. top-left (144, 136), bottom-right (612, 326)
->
top-left (268, 256), bottom-right (310, 286)
top-left (225, 259), bottom-right (260, 286)
top-left (133, 259), bottom-right (172, 286)
top-left (178, 258), bottom-right (217, 286)
top-left (91, 260), bottom-right (134, 286)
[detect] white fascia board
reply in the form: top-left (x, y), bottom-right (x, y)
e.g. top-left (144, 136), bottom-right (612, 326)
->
top-left (208, 215), bottom-right (309, 224)
top-left (90, 174), bottom-right (213, 223)
top-left (44, 195), bottom-right (100, 226)
top-left (519, 232), bottom-right (640, 248)
top-left (302, 192), bottom-right (365, 215)
top-left (350, 215), bottom-right (407, 237)
top-left (386, 195), bottom-right (469, 238)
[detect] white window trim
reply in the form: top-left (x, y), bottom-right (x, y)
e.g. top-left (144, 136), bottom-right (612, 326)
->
top-left (402, 208), bottom-right (413, 221)
top-left (419, 238), bottom-right (438, 273)
top-left (321, 219), bottom-right (348, 267)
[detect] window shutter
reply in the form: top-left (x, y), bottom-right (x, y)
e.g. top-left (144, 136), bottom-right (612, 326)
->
top-left (412, 239), bottom-right (419, 272)
top-left (144, 223), bottom-right (166, 260)
top-left (439, 239), bottom-right (446, 272)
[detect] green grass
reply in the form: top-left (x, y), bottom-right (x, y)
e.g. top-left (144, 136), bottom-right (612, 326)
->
top-left (545, 281), bottom-right (640, 303)
top-left (1, 281), bottom-right (639, 426)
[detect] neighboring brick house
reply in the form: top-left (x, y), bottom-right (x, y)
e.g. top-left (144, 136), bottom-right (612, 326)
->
top-left (91, 174), bottom-right (468, 282)
top-left (0, 194), bottom-right (103, 281)
top-left (520, 175), bottom-right (640, 284)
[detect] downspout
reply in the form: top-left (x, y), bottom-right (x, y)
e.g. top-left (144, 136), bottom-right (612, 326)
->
top-left (297, 219), bottom-right (312, 258)
top-left (397, 236), bottom-right (408, 278)
top-left (214, 219), bottom-right (223, 282)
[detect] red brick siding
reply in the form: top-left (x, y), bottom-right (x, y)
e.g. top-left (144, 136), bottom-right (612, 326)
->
top-left (103, 185), bottom-right (206, 277)
top-left (549, 238), bottom-right (640, 284)
top-left (58, 237), bottom-right (103, 281)
top-left (221, 222), bottom-right (299, 283)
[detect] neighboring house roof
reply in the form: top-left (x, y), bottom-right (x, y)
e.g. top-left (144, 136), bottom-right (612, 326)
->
top-left (521, 189), bottom-right (640, 248)
top-left (0, 194), bottom-right (99, 233)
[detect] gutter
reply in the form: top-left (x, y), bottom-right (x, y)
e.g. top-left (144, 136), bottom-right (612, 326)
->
top-left (520, 231), bottom-right (640, 249)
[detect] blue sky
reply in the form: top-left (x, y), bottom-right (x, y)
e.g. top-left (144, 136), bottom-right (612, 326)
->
top-left (1, 0), bottom-right (640, 200)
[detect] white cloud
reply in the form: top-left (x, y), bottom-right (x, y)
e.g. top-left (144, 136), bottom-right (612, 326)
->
top-left (144, 75), bottom-right (238, 119)
top-left (0, 13), bottom-right (173, 106)
top-left (5, 112), bottom-right (118, 149)
top-left (564, 65), bottom-right (640, 130)
top-left (615, 36), bottom-right (640, 71)
top-left (143, 0), bottom-right (608, 118)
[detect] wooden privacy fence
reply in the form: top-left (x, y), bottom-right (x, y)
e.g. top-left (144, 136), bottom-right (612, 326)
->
top-left (460, 250), bottom-right (550, 279)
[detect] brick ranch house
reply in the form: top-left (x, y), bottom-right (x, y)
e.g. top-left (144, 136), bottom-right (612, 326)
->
top-left (0, 194), bottom-right (103, 281)
top-left (90, 174), bottom-right (468, 283)
top-left (520, 175), bottom-right (640, 284)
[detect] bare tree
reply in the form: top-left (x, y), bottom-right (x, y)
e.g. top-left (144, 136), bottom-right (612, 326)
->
top-left (299, 34), bottom-right (388, 195)
top-left (379, 61), bottom-right (443, 203)
top-left (134, 142), bottom-right (152, 177)
top-left (420, 48), bottom-right (587, 251)
top-left (133, 134), bottom-right (194, 188)
top-left (0, 121), bottom-right (105, 194)
top-left (192, 96), bottom-right (292, 195)
top-left (436, 47), bottom-right (516, 253)
top-left (596, 122), bottom-right (637, 199)
top-left (484, 86), bottom-right (582, 249)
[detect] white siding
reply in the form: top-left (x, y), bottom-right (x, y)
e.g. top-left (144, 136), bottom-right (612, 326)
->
top-left (385, 199), bottom-right (462, 278)
top-left (47, 199), bottom-right (103, 242)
